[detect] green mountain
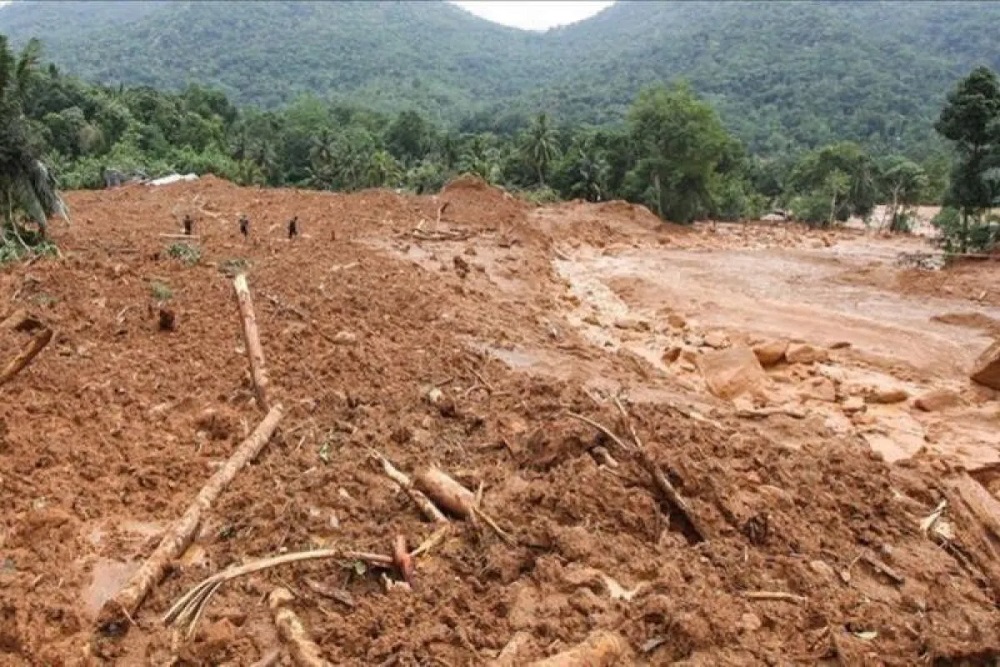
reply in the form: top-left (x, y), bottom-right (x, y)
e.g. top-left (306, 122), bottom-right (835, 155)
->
top-left (1, 0), bottom-right (998, 155)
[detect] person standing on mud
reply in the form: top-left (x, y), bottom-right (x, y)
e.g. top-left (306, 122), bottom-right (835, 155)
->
top-left (239, 213), bottom-right (250, 239)
top-left (182, 214), bottom-right (194, 236)
top-left (287, 216), bottom-right (299, 239)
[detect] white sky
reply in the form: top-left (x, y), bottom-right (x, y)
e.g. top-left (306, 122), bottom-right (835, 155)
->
top-left (0, 1), bottom-right (616, 31)
top-left (451, 1), bottom-right (615, 31)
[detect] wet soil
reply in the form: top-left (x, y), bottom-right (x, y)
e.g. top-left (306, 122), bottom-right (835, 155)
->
top-left (1, 178), bottom-right (998, 665)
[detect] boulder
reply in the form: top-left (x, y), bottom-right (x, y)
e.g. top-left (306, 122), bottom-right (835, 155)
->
top-left (704, 331), bottom-right (730, 349)
top-left (753, 339), bottom-right (789, 368)
top-left (666, 313), bottom-right (687, 330)
top-left (841, 396), bottom-right (866, 414)
top-left (865, 386), bottom-right (909, 404)
top-left (970, 339), bottom-right (1000, 390)
top-left (662, 346), bottom-right (682, 363)
top-left (785, 343), bottom-right (828, 365)
top-left (800, 377), bottom-right (836, 402)
top-left (913, 389), bottom-right (963, 412)
top-left (697, 345), bottom-right (767, 400)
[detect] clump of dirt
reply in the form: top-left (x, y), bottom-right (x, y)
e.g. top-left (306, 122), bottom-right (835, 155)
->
top-left (0, 179), bottom-right (998, 665)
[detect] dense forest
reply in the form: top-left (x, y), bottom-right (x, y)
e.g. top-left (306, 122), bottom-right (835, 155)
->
top-left (0, 2), bottom-right (998, 262)
top-left (1, 1), bottom-right (999, 156)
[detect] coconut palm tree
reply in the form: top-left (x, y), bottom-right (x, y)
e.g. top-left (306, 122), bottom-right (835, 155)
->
top-left (0, 36), bottom-right (68, 240)
top-left (521, 113), bottom-right (559, 187)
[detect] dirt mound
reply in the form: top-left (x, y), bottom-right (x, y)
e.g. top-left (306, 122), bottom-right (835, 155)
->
top-left (438, 174), bottom-right (529, 230)
top-left (0, 179), bottom-right (998, 665)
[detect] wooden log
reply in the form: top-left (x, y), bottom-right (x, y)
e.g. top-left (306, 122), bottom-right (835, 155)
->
top-left (0, 327), bottom-right (53, 387)
top-left (233, 273), bottom-right (271, 411)
top-left (96, 404), bottom-right (285, 634)
top-left (1, 308), bottom-right (42, 331)
top-left (527, 630), bottom-right (630, 667)
top-left (268, 588), bottom-right (332, 667)
top-left (414, 466), bottom-right (476, 519)
top-left (950, 472), bottom-right (1000, 541)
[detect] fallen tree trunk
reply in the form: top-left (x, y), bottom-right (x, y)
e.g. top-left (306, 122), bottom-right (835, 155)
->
top-left (234, 273), bottom-right (271, 411)
top-left (268, 588), bottom-right (333, 667)
top-left (527, 630), bottom-right (630, 667)
top-left (0, 327), bottom-right (53, 387)
top-left (96, 404), bottom-right (285, 634)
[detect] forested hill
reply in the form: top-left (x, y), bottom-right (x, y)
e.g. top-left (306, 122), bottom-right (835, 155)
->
top-left (1, 0), bottom-right (998, 155)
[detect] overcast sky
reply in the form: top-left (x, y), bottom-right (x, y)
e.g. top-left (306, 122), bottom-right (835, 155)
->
top-left (451, 1), bottom-right (614, 30)
top-left (0, 1), bottom-right (616, 31)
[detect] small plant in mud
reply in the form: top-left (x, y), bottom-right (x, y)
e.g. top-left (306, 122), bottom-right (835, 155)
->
top-left (218, 257), bottom-right (250, 277)
top-left (150, 281), bottom-right (173, 301)
top-left (0, 225), bottom-right (60, 264)
top-left (166, 242), bottom-right (202, 266)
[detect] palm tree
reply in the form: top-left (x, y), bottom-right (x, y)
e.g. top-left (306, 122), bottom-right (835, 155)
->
top-left (521, 113), bottom-right (559, 186)
top-left (0, 36), bottom-right (68, 240)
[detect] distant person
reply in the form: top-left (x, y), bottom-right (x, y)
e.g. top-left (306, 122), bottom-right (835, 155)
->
top-left (239, 213), bottom-right (250, 239)
top-left (182, 214), bottom-right (194, 236)
top-left (288, 216), bottom-right (299, 239)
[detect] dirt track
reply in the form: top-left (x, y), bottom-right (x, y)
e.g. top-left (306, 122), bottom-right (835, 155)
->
top-left (1, 176), bottom-right (999, 665)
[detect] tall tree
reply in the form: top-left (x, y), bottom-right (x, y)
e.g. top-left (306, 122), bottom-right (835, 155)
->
top-left (625, 82), bottom-right (730, 223)
top-left (0, 36), bottom-right (67, 240)
top-left (521, 113), bottom-right (559, 187)
top-left (934, 66), bottom-right (1000, 251)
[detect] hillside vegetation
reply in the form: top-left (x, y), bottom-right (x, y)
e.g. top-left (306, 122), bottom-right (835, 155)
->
top-left (1, 0), bottom-right (999, 154)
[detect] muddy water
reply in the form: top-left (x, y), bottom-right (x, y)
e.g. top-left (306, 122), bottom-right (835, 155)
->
top-left (557, 244), bottom-right (1000, 379)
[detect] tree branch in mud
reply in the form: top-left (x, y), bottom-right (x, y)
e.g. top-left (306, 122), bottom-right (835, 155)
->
top-left (268, 588), bottom-right (333, 667)
top-left (369, 449), bottom-right (449, 524)
top-left (234, 273), bottom-right (271, 411)
top-left (414, 465), bottom-right (516, 545)
top-left (0, 326), bottom-right (52, 387)
top-left (164, 546), bottom-right (393, 637)
top-left (526, 629), bottom-right (631, 667)
top-left (96, 404), bottom-right (285, 636)
top-left (566, 403), bottom-right (711, 543)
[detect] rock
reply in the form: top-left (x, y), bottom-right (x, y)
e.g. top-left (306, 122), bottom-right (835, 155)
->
top-left (866, 386), bottom-right (909, 404)
top-left (914, 389), bottom-right (963, 412)
top-left (801, 377), bottom-right (836, 402)
top-left (829, 341), bottom-right (852, 350)
top-left (614, 317), bottom-right (650, 332)
top-left (704, 331), bottom-right (730, 349)
top-left (738, 612), bottom-right (762, 633)
top-left (970, 339), bottom-right (1000, 390)
top-left (841, 396), bottom-right (866, 414)
top-left (697, 345), bottom-right (767, 400)
top-left (333, 330), bottom-right (358, 345)
top-left (809, 560), bottom-right (836, 580)
top-left (752, 339), bottom-right (789, 368)
top-left (662, 346), bottom-right (682, 363)
top-left (785, 343), bottom-right (828, 364)
top-left (582, 314), bottom-right (600, 326)
top-left (666, 313), bottom-right (687, 330)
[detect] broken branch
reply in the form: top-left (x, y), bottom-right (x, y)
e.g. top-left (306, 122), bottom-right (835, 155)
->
top-left (97, 404), bottom-right (285, 635)
top-left (164, 546), bottom-right (392, 638)
top-left (415, 466), bottom-right (516, 544)
top-left (743, 591), bottom-right (807, 603)
top-left (527, 630), bottom-right (631, 667)
top-left (268, 588), bottom-right (333, 667)
top-left (234, 273), bottom-right (271, 411)
top-left (0, 327), bottom-right (53, 388)
top-left (370, 449), bottom-right (449, 524)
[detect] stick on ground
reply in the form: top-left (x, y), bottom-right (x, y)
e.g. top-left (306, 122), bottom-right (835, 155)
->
top-left (0, 327), bottom-right (52, 388)
top-left (415, 466), bottom-right (516, 544)
top-left (269, 588), bottom-right (333, 667)
top-left (96, 404), bottom-right (285, 635)
top-left (234, 273), bottom-right (271, 411)
top-left (527, 630), bottom-right (631, 667)
top-left (370, 450), bottom-right (448, 524)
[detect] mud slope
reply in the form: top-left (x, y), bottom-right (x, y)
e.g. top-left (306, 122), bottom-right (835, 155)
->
top-left (1, 177), bottom-right (998, 665)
